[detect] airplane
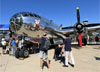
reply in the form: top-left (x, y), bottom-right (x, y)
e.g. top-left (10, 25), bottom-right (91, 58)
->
top-left (9, 7), bottom-right (100, 58)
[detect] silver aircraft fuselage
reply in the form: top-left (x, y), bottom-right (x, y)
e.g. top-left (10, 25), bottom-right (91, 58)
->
top-left (9, 12), bottom-right (66, 44)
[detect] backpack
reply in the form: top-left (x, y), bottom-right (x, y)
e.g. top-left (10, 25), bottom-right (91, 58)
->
top-left (43, 38), bottom-right (50, 51)
top-left (6, 50), bottom-right (9, 54)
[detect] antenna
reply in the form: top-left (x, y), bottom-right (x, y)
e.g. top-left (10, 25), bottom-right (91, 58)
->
top-left (70, 21), bottom-right (72, 26)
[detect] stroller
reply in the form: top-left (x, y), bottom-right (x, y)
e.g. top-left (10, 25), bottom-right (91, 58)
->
top-left (53, 46), bottom-right (63, 61)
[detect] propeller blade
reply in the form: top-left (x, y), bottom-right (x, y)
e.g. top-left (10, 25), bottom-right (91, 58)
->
top-left (77, 7), bottom-right (80, 23)
top-left (61, 26), bottom-right (74, 29)
top-left (84, 23), bottom-right (100, 27)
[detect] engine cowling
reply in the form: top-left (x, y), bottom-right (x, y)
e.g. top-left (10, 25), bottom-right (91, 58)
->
top-left (75, 23), bottom-right (84, 33)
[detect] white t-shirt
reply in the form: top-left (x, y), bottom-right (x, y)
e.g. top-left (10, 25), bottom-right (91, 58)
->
top-left (18, 40), bottom-right (23, 48)
top-left (1, 40), bottom-right (6, 46)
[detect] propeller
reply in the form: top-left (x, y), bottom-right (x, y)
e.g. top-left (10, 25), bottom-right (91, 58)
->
top-left (77, 7), bottom-right (80, 24)
top-left (61, 7), bottom-right (100, 33)
top-left (61, 7), bottom-right (81, 31)
top-left (60, 7), bottom-right (100, 47)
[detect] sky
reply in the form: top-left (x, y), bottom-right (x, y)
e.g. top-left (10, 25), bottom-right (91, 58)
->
top-left (0, 0), bottom-right (100, 27)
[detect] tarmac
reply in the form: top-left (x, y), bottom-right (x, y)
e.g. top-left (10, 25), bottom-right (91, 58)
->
top-left (0, 44), bottom-right (100, 72)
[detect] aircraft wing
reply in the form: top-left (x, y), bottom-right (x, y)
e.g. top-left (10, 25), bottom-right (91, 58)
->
top-left (61, 26), bottom-right (74, 29)
top-left (61, 30), bottom-right (74, 35)
top-left (84, 23), bottom-right (100, 27)
top-left (84, 23), bottom-right (100, 33)
top-left (87, 26), bottom-right (100, 33)
top-left (60, 23), bottom-right (100, 36)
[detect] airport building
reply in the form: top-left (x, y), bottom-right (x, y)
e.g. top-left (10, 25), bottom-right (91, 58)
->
top-left (0, 24), bottom-right (9, 41)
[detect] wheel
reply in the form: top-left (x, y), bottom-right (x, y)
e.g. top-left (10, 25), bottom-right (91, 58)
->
top-left (15, 48), bottom-right (20, 58)
top-left (19, 48), bottom-right (29, 58)
top-left (19, 50), bottom-right (23, 57)
top-left (23, 49), bottom-right (29, 58)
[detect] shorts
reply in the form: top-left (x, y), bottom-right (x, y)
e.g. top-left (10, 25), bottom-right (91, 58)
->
top-left (2, 46), bottom-right (6, 50)
top-left (40, 51), bottom-right (48, 59)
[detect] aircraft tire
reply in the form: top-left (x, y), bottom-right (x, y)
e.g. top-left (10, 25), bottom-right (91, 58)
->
top-left (15, 48), bottom-right (20, 58)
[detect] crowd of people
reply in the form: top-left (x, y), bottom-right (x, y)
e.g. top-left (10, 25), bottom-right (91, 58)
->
top-left (1, 33), bottom-right (100, 72)
top-left (0, 37), bottom-right (17, 56)
top-left (82, 35), bottom-right (100, 46)
top-left (39, 33), bottom-right (75, 72)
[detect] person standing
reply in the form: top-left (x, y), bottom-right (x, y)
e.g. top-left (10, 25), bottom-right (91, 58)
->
top-left (8, 38), bottom-right (12, 55)
top-left (1, 38), bottom-right (7, 54)
top-left (95, 36), bottom-right (99, 44)
top-left (39, 33), bottom-right (50, 72)
top-left (12, 38), bottom-right (16, 56)
top-left (83, 36), bottom-right (87, 46)
top-left (18, 37), bottom-right (23, 49)
top-left (63, 35), bottom-right (75, 67)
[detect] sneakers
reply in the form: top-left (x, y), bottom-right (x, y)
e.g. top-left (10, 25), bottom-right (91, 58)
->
top-left (63, 65), bottom-right (68, 67)
top-left (48, 69), bottom-right (50, 72)
top-left (40, 69), bottom-right (50, 72)
top-left (40, 69), bottom-right (43, 72)
top-left (71, 64), bottom-right (74, 67)
top-left (40, 68), bottom-right (50, 72)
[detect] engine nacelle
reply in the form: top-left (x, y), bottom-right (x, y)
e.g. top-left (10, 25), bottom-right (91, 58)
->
top-left (75, 23), bottom-right (84, 33)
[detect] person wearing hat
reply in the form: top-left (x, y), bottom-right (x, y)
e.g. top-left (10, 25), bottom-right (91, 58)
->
top-left (39, 33), bottom-right (50, 72)
top-left (1, 38), bottom-right (7, 54)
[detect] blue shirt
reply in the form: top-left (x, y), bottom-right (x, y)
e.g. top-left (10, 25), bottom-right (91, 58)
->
top-left (64, 38), bottom-right (72, 51)
top-left (12, 40), bottom-right (16, 47)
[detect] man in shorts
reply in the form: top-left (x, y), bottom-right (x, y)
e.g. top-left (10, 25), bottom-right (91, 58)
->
top-left (39, 33), bottom-right (50, 72)
top-left (1, 38), bottom-right (7, 54)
